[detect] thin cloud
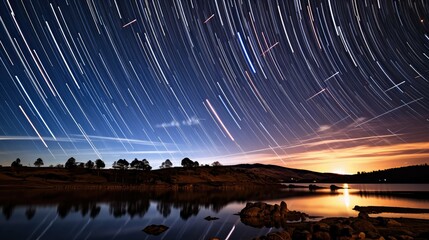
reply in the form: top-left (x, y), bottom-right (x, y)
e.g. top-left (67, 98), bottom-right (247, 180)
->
top-left (156, 116), bottom-right (200, 128)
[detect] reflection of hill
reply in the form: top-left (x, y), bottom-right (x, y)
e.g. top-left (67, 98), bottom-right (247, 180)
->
top-left (0, 188), bottom-right (325, 220)
top-left (354, 191), bottom-right (429, 200)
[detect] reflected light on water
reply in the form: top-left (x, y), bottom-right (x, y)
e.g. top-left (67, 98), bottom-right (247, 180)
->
top-left (342, 183), bottom-right (350, 208)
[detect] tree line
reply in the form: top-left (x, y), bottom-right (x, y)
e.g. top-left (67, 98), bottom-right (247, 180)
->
top-left (7, 157), bottom-right (223, 170)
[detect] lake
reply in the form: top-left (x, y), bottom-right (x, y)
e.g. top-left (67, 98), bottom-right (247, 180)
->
top-left (1, 184), bottom-right (428, 239)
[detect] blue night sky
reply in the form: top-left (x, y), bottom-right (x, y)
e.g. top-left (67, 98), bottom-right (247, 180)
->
top-left (0, 0), bottom-right (428, 173)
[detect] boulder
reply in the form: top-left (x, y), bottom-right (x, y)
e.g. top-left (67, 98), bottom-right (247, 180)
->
top-left (240, 202), bottom-right (308, 228)
top-left (204, 216), bottom-right (219, 221)
top-left (265, 231), bottom-right (291, 240)
top-left (351, 219), bottom-right (379, 238)
top-left (143, 224), bottom-right (169, 235)
top-left (241, 206), bottom-right (262, 217)
top-left (292, 230), bottom-right (312, 240)
top-left (398, 235), bottom-right (413, 240)
top-left (313, 231), bottom-right (331, 240)
top-left (357, 232), bottom-right (365, 239)
top-left (386, 219), bottom-right (401, 227)
top-left (358, 211), bottom-right (369, 220)
top-left (313, 222), bottom-right (330, 232)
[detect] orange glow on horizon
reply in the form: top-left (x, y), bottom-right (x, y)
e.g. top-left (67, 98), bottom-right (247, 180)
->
top-left (201, 140), bottom-right (429, 174)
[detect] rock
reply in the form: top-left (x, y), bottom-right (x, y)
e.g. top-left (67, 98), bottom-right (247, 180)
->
top-left (313, 222), bottom-right (330, 232)
top-left (142, 224), bottom-right (169, 235)
top-left (330, 185), bottom-right (341, 191)
top-left (386, 219), bottom-right (401, 227)
top-left (263, 231), bottom-right (291, 240)
top-left (204, 216), bottom-right (219, 221)
top-left (351, 219), bottom-right (379, 238)
top-left (280, 201), bottom-right (287, 210)
top-left (398, 235), bottom-right (413, 240)
top-left (292, 230), bottom-right (312, 240)
top-left (358, 232), bottom-right (365, 239)
top-left (309, 184), bottom-right (323, 190)
top-left (358, 211), bottom-right (369, 220)
top-left (386, 237), bottom-right (397, 240)
top-left (339, 225), bottom-right (353, 237)
top-left (329, 223), bottom-right (341, 238)
top-left (241, 206), bottom-right (262, 217)
top-left (240, 202), bottom-right (308, 228)
top-left (313, 231), bottom-right (331, 240)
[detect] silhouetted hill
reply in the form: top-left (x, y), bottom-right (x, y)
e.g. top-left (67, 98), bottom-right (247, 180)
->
top-left (0, 163), bottom-right (337, 189)
top-left (325, 164), bottom-right (429, 183)
top-left (0, 164), bottom-right (427, 190)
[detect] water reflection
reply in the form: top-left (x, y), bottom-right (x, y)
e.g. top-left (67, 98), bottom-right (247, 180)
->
top-left (343, 183), bottom-right (350, 208)
top-left (0, 185), bottom-right (428, 240)
top-left (1, 187), bottom-right (318, 220)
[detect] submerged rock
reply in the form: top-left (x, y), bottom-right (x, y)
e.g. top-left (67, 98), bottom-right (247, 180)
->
top-left (204, 216), bottom-right (219, 221)
top-left (142, 224), bottom-right (169, 235)
top-left (253, 231), bottom-right (291, 240)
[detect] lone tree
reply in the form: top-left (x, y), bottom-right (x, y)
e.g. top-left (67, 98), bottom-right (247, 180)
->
top-left (85, 160), bottom-right (94, 169)
top-left (212, 161), bottom-right (222, 167)
top-left (181, 157), bottom-right (199, 168)
top-left (65, 157), bottom-right (77, 169)
top-left (130, 158), bottom-right (142, 169)
top-left (115, 159), bottom-right (129, 169)
top-left (160, 159), bottom-right (173, 169)
top-left (95, 159), bottom-right (105, 169)
top-left (141, 159), bottom-right (152, 171)
top-left (34, 158), bottom-right (44, 167)
top-left (11, 158), bottom-right (22, 168)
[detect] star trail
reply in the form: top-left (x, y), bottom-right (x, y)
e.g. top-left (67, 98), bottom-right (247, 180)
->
top-left (0, 0), bottom-right (428, 173)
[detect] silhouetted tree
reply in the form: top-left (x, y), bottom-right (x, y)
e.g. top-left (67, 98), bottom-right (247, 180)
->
top-left (25, 207), bottom-right (36, 220)
top-left (65, 157), bottom-right (77, 169)
top-left (179, 203), bottom-right (200, 220)
top-left (212, 161), bottom-right (222, 167)
top-left (95, 159), bottom-right (105, 169)
top-left (78, 162), bottom-right (85, 168)
top-left (109, 202), bottom-right (127, 218)
top-left (34, 158), bottom-right (44, 167)
top-left (112, 159), bottom-right (130, 169)
top-left (193, 161), bottom-right (199, 167)
top-left (2, 204), bottom-right (15, 220)
top-left (11, 158), bottom-right (22, 168)
top-left (157, 202), bottom-right (172, 217)
top-left (57, 203), bottom-right (72, 218)
top-left (90, 205), bottom-right (101, 219)
top-left (85, 160), bottom-right (94, 169)
top-left (181, 157), bottom-right (194, 168)
top-left (130, 158), bottom-right (142, 169)
top-left (141, 159), bottom-right (152, 171)
top-left (116, 159), bottom-right (129, 169)
top-left (160, 159), bottom-right (173, 168)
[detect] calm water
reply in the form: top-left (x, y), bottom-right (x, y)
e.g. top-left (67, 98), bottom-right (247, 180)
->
top-left (1, 184), bottom-right (428, 240)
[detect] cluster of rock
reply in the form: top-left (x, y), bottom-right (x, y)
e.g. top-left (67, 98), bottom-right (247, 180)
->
top-left (253, 211), bottom-right (428, 240)
top-left (240, 201), bottom-right (308, 228)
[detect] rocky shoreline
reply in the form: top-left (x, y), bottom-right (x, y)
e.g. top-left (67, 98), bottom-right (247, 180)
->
top-left (237, 202), bottom-right (429, 240)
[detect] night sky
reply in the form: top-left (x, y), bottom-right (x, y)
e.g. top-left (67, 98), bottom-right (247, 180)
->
top-left (0, 0), bottom-right (428, 173)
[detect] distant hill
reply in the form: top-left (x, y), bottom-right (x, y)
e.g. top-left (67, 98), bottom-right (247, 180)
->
top-left (0, 164), bottom-right (427, 190)
top-left (0, 163), bottom-right (337, 189)
top-left (324, 164), bottom-right (429, 183)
